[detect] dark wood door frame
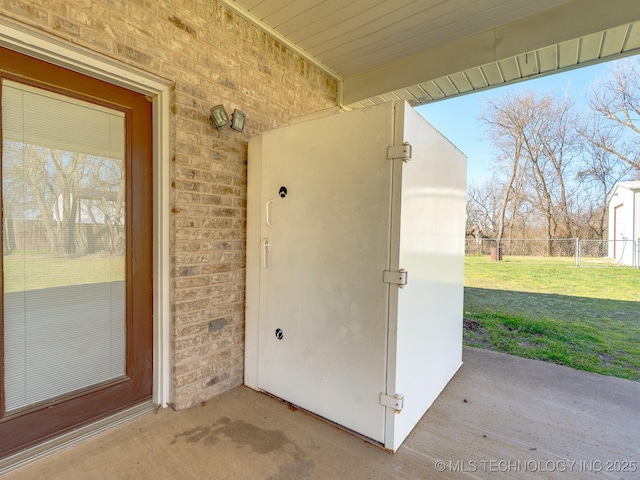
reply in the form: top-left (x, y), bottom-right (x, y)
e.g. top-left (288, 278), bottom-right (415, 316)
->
top-left (0, 46), bottom-right (153, 458)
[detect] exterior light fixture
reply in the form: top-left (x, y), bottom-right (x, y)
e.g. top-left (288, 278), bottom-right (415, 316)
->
top-left (210, 105), bottom-right (231, 130)
top-left (209, 105), bottom-right (247, 132)
top-left (231, 109), bottom-right (246, 132)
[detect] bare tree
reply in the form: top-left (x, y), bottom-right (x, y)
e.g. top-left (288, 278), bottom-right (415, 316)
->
top-left (482, 92), bottom-right (529, 245)
top-left (466, 178), bottom-right (503, 239)
top-left (467, 60), bottom-right (640, 250)
top-left (587, 58), bottom-right (640, 176)
top-left (3, 142), bottom-right (124, 255)
top-left (577, 114), bottom-right (634, 239)
top-left (535, 94), bottom-right (582, 238)
top-left (483, 92), bottom-right (581, 251)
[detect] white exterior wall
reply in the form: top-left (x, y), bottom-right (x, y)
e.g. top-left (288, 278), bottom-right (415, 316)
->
top-left (608, 182), bottom-right (640, 266)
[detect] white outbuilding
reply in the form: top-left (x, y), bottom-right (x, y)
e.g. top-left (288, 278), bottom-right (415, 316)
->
top-left (608, 181), bottom-right (640, 266)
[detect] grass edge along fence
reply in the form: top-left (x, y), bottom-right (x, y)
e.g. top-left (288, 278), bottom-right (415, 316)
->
top-left (463, 255), bottom-right (640, 381)
top-left (465, 237), bottom-right (639, 268)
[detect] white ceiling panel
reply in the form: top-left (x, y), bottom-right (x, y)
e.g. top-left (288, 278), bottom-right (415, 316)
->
top-left (419, 81), bottom-right (445, 101)
top-left (219, 0), bottom-right (640, 108)
top-left (284, 0), bottom-right (387, 44)
top-left (433, 77), bottom-right (459, 96)
top-left (405, 84), bottom-right (427, 99)
top-left (230, 0), bottom-right (570, 75)
top-left (600, 24), bottom-right (630, 57)
top-left (579, 32), bottom-right (604, 63)
top-left (449, 72), bottom-right (474, 94)
top-left (315, 1), bottom-right (451, 65)
top-left (499, 57), bottom-right (521, 82)
top-left (517, 52), bottom-right (540, 78)
top-left (273, 0), bottom-right (351, 33)
top-left (381, 92), bottom-right (402, 102)
top-left (261, 1), bottom-right (318, 27)
top-left (624, 22), bottom-right (640, 51)
top-left (481, 63), bottom-right (504, 86)
top-left (465, 67), bottom-right (490, 89)
top-left (558, 39), bottom-right (580, 69)
top-left (537, 45), bottom-right (559, 73)
top-left (297, 1), bottom-right (419, 53)
top-left (393, 89), bottom-right (417, 101)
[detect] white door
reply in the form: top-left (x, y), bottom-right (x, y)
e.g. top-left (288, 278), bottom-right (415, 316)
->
top-left (614, 205), bottom-right (624, 260)
top-left (254, 104), bottom-right (397, 443)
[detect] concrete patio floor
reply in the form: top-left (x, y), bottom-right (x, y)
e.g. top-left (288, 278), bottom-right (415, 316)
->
top-left (2, 347), bottom-right (638, 479)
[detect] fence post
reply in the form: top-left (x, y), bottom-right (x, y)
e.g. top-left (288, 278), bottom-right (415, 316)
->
top-left (575, 238), bottom-right (579, 267)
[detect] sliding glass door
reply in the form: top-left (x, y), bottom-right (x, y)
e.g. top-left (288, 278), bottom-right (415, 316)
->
top-left (0, 46), bottom-right (153, 458)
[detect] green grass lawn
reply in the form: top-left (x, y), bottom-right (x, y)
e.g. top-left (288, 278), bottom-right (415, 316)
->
top-left (464, 255), bottom-right (640, 381)
top-left (3, 254), bottom-right (124, 293)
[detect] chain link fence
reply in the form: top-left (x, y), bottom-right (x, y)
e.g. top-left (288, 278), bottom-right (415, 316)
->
top-left (577, 239), bottom-right (638, 268)
top-left (465, 237), bottom-right (639, 268)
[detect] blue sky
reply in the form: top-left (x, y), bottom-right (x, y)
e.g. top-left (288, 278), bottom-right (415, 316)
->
top-left (416, 61), bottom-right (617, 185)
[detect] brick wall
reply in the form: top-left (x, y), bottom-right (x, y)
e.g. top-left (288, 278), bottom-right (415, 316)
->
top-left (0, 0), bottom-right (338, 410)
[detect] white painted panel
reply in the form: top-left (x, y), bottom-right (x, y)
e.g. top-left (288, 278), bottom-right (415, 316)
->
top-left (449, 72), bottom-right (473, 93)
top-left (286, 0), bottom-right (389, 44)
top-left (481, 63), bottom-right (504, 85)
top-left (316, 0), bottom-right (458, 61)
top-left (385, 103), bottom-right (466, 451)
top-left (249, 0), bottom-right (290, 20)
top-left (558, 39), bottom-right (579, 68)
top-left (404, 84), bottom-right (425, 98)
top-left (624, 22), bottom-right (640, 51)
top-left (381, 92), bottom-right (401, 102)
top-left (240, 0), bottom-right (265, 12)
top-left (465, 67), bottom-right (489, 89)
top-left (608, 184), bottom-right (640, 266)
top-left (615, 205), bottom-right (626, 262)
top-left (499, 57), bottom-right (521, 82)
top-left (275, 0), bottom-right (350, 35)
top-left (393, 88), bottom-right (418, 102)
top-left (316, 0), bottom-right (568, 74)
top-left (615, 205), bottom-right (626, 237)
top-left (261, 0), bottom-right (316, 26)
top-left (517, 52), bottom-right (540, 77)
top-left (253, 103), bottom-right (396, 443)
top-left (578, 32), bottom-right (604, 63)
top-left (635, 191), bottom-right (640, 246)
top-left (600, 24), bottom-right (628, 57)
top-left (244, 138), bottom-right (263, 389)
top-left (434, 77), bottom-right (459, 96)
top-left (419, 81), bottom-right (445, 100)
top-left (537, 45), bottom-right (559, 72)
top-left (298, 0), bottom-right (418, 51)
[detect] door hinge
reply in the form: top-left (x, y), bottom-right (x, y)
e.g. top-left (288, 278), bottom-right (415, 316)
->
top-left (380, 393), bottom-right (404, 412)
top-left (387, 143), bottom-right (412, 162)
top-left (383, 269), bottom-right (408, 288)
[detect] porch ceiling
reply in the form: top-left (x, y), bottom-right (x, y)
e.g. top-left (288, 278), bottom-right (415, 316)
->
top-left (220, 0), bottom-right (640, 109)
